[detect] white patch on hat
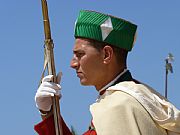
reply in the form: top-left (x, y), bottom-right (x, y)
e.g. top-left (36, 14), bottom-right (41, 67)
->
top-left (100, 17), bottom-right (113, 41)
top-left (74, 19), bottom-right (77, 33)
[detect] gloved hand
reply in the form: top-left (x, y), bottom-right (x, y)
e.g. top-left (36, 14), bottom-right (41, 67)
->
top-left (35, 72), bottom-right (62, 112)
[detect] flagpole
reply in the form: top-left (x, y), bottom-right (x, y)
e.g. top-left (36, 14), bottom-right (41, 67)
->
top-left (164, 53), bottom-right (174, 99)
top-left (165, 59), bottom-right (168, 98)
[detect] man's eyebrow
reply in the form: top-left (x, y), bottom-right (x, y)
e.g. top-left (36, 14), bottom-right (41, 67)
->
top-left (73, 50), bottom-right (84, 54)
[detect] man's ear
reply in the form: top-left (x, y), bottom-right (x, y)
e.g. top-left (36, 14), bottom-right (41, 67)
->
top-left (102, 45), bottom-right (114, 64)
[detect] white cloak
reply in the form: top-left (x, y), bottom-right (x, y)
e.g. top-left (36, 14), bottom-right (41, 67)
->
top-left (90, 81), bottom-right (180, 135)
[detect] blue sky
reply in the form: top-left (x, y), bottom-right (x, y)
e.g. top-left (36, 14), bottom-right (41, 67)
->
top-left (0, 0), bottom-right (179, 134)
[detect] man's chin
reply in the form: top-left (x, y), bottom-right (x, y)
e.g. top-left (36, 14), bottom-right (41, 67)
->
top-left (79, 79), bottom-right (91, 86)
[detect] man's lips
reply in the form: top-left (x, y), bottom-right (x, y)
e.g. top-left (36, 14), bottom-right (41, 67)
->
top-left (76, 72), bottom-right (83, 77)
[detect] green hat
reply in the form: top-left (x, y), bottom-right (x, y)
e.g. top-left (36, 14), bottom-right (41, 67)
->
top-left (74, 10), bottom-right (137, 51)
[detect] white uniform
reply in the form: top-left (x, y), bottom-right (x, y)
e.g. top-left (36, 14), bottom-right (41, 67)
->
top-left (90, 81), bottom-right (180, 135)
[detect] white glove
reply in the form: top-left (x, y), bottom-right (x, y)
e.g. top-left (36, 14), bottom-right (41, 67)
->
top-left (35, 72), bottom-right (62, 111)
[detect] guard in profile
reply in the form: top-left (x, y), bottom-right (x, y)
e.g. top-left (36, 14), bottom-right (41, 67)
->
top-left (34, 10), bottom-right (180, 135)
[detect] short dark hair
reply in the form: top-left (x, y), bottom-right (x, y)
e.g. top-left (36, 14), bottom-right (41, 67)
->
top-left (83, 38), bottom-right (128, 66)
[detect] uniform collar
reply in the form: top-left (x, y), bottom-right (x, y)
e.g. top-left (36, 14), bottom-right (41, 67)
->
top-left (98, 69), bottom-right (130, 95)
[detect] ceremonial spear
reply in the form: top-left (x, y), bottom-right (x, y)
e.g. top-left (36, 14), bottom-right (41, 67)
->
top-left (40, 0), bottom-right (63, 134)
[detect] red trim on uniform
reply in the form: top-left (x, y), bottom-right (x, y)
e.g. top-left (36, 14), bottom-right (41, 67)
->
top-left (83, 130), bottom-right (97, 135)
top-left (83, 120), bottom-right (97, 135)
top-left (34, 115), bottom-right (55, 135)
top-left (34, 115), bottom-right (72, 135)
top-left (34, 115), bottom-right (97, 135)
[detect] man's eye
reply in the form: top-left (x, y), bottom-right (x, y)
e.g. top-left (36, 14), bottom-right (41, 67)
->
top-left (76, 53), bottom-right (84, 58)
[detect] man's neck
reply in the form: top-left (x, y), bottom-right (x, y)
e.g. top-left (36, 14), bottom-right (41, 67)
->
top-left (95, 68), bottom-right (127, 92)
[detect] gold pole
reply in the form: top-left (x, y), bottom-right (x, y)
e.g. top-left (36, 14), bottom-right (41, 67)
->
top-left (40, 0), bottom-right (63, 134)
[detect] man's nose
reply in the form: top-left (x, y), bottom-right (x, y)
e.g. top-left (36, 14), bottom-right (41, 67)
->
top-left (70, 57), bottom-right (79, 69)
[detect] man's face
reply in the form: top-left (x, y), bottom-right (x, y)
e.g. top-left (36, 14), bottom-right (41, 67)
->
top-left (70, 38), bottom-right (105, 87)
